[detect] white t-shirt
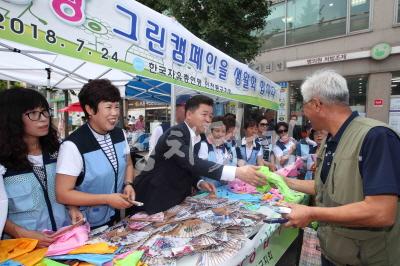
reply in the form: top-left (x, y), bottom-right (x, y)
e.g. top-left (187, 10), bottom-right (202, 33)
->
top-left (56, 128), bottom-right (130, 177)
top-left (148, 125), bottom-right (164, 153)
top-left (0, 165), bottom-right (7, 236)
top-left (273, 140), bottom-right (296, 169)
top-left (241, 137), bottom-right (263, 160)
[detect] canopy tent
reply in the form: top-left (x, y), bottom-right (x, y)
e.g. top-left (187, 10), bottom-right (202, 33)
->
top-left (0, 40), bottom-right (132, 92)
top-left (125, 76), bottom-right (171, 104)
top-left (0, 0), bottom-right (280, 109)
top-left (58, 102), bottom-right (83, 113)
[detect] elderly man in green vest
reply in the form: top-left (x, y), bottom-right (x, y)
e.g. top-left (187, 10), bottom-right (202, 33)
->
top-left (282, 69), bottom-right (400, 266)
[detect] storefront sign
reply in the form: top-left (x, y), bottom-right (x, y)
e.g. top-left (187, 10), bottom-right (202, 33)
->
top-left (287, 53), bottom-right (348, 67)
top-left (373, 98), bottom-right (384, 107)
top-left (277, 82), bottom-right (288, 122)
top-left (389, 97), bottom-right (400, 133)
top-left (371, 43), bottom-right (391, 60)
top-left (0, 0), bottom-right (280, 109)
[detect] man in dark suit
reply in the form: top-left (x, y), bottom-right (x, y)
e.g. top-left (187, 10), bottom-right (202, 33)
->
top-left (134, 95), bottom-right (267, 214)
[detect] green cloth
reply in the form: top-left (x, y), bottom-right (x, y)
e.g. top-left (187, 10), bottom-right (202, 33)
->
top-left (256, 166), bottom-right (304, 203)
top-left (115, 251), bottom-right (144, 266)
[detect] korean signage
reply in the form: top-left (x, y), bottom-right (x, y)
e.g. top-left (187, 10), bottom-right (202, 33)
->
top-left (373, 98), bottom-right (384, 107)
top-left (277, 82), bottom-right (288, 122)
top-left (239, 227), bottom-right (299, 266)
top-left (0, 0), bottom-right (280, 109)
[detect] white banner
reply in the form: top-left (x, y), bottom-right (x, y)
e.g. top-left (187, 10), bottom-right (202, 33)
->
top-left (0, 0), bottom-right (280, 109)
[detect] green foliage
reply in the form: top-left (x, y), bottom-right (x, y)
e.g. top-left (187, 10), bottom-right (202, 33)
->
top-left (138, 0), bottom-right (271, 63)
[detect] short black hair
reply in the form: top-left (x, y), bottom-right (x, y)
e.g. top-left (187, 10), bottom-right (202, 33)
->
top-left (257, 116), bottom-right (268, 124)
top-left (275, 121), bottom-right (289, 133)
top-left (244, 119), bottom-right (257, 129)
top-left (79, 79), bottom-right (120, 118)
top-left (223, 116), bottom-right (236, 130)
top-left (185, 94), bottom-right (213, 114)
top-left (224, 113), bottom-right (236, 120)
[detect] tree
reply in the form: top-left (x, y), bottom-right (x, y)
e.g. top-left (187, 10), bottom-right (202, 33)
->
top-left (138, 0), bottom-right (271, 63)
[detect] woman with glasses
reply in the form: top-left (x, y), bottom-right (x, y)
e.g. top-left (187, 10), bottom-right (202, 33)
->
top-left (0, 88), bottom-right (82, 247)
top-left (273, 121), bottom-right (296, 169)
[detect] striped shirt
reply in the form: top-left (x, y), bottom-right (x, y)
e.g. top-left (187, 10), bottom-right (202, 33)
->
top-left (88, 126), bottom-right (118, 173)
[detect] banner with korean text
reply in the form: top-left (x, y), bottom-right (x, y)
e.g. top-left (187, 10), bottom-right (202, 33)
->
top-left (0, 0), bottom-right (280, 109)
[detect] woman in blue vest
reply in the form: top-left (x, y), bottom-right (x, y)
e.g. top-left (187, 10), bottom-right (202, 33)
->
top-left (237, 119), bottom-right (264, 166)
top-left (296, 124), bottom-right (317, 179)
top-left (0, 88), bottom-right (81, 247)
top-left (198, 116), bottom-right (238, 187)
top-left (56, 79), bottom-right (136, 229)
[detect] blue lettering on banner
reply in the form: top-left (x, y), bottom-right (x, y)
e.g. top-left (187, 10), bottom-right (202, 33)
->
top-left (171, 33), bottom-right (187, 64)
top-left (266, 83), bottom-right (271, 96)
top-left (243, 71), bottom-right (250, 90)
top-left (206, 52), bottom-right (217, 76)
top-left (270, 86), bottom-right (276, 98)
top-left (113, 4), bottom-right (138, 42)
top-left (146, 20), bottom-right (166, 56)
top-left (260, 80), bottom-right (266, 95)
top-left (189, 43), bottom-right (204, 70)
top-left (234, 67), bottom-right (242, 86)
top-left (219, 59), bottom-right (228, 81)
top-left (251, 76), bottom-right (257, 91)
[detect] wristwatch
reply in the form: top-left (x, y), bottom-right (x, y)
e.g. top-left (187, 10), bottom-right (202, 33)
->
top-left (124, 181), bottom-right (134, 187)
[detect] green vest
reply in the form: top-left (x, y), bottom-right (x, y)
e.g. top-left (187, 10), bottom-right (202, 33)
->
top-left (315, 116), bottom-right (400, 266)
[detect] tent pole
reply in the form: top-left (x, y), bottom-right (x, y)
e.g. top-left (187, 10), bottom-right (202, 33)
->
top-left (170, 85), bottom-right (176, 126)
top-left (64, 90), bottom-right (69, 138)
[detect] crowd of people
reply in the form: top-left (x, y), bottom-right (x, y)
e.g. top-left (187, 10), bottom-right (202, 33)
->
top-left (0, 69), bottom-right (399, 266)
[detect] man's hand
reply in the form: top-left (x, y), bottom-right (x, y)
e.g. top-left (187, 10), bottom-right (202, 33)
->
top-left (235, 165), bottom-right (267, 187)
top-left (123, 185), bottom-right (136, 202)
top-left (198, 181), bottom-right (216, 193)
top-left (283, 203), bottom-right (313, 228)
top-left (68, 206), bottom-right (84, 224)
top-left (105, 193), bottom-right (133, 209)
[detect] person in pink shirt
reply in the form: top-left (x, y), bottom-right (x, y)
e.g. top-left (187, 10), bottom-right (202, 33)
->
top-left (135, 115), bottom-right (145, 131)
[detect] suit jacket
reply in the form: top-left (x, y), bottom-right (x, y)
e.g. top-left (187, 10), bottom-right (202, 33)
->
top-left (134, 123), bottom-right (224, 214)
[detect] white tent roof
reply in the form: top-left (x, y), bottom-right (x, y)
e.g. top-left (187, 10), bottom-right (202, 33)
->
top-left (0, 40), bottom-right (134, 90)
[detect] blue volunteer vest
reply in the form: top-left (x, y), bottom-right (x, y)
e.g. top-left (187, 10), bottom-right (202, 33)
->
top-left (4, 152), bottom-right (69, 233)
top-left (201, 141), bottom-right (236, 187)
top-left (66, 124), bottom-right (127, 227)
top-left (238, 141), bottom-right (262, 166)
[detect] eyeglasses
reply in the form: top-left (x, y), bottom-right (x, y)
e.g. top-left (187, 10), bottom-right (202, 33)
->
top-left (24, 110), bottom-right (51, 121)
top-left (259, 123), bottom-right (268, 127)
top-left (277, 129), bottom-right (288, 134)
top-left (300, 99), bottom-right (316, 110)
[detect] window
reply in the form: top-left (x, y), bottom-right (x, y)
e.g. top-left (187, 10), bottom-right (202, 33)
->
top-left (392, 72), bottom-right (400, 95)
top-left (346, 75), bottom-right (367, 115)
top-left (261, 2), bottom-right (286, 50)
top-left (286, 0), bottom-right (347, 45)
top-left (350, 0), bottom-right (370, 31)
top-left (261, 0), bottom-right (372, 50)
top-left (397, 0), bottom-right (400, 24)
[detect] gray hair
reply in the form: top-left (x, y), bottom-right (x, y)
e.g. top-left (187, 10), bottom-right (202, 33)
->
top-left (301, 69), bottom-right (349, 105)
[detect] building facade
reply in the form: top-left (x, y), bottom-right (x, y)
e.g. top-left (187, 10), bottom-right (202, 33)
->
top-left (253, 0), bottom-right (400, 131)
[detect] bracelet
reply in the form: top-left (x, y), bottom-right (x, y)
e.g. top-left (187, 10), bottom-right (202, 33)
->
top-left (124, 181), bottom-right (134, 187)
